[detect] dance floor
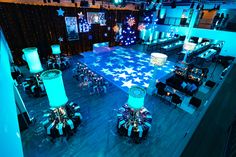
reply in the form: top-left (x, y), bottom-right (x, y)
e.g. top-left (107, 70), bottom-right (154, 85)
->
top-left (79, 46), bottom-right (175, 93)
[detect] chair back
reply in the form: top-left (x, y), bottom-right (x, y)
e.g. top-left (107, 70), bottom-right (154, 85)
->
top-left (171, 93), bottom-right (182, 104)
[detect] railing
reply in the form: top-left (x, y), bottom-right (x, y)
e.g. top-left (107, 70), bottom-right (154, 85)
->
top-left (195, 18), bottom-right (236, 32)
top-left (158, 16), bottom-right (236, 32)
top-left (196, 18), bottom-right (213, 29)
top-left (163, 17), bottom-right (189, 27)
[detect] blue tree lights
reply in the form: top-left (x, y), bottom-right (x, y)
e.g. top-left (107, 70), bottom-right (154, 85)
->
top-left (120, 15), bottom-right (137, 46)
top-left (78, 12), bottom-right (91, 33)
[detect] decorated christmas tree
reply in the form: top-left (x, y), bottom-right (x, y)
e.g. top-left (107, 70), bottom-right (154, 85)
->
top-left (120, 15), bottom-right (137, 46)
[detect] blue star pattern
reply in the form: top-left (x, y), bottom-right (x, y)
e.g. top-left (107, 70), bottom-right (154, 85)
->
top-left (57, 8), bottom-right (65, 16)
top-left (79, 46), bottom-right (175, 93)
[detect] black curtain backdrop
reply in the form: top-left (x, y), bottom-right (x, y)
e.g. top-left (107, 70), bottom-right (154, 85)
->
top-left (0, 3), bottom-right (139, 65)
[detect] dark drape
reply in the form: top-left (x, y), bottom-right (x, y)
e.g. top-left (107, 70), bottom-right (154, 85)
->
top-left (0, 3), bottom-right (139, 65)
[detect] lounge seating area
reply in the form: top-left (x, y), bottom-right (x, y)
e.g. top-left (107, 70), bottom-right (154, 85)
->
top-left (166, 75), bottom-right (198, 96)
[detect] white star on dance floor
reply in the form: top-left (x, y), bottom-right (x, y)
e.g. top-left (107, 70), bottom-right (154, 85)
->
top-left (101, 68), bottom-right (109, 73)
top-left (149, 63), bottom-right (154, 67)
top-left (137, 72), bottom-right (142, 76)
top-left (143, 82), bottom-right (149, 88)
top-left (122, 80), bottom-right (135, 88)
top-left (123, 67), bottom-right (135, 74)
top-left (123, 56), bottom-right (132, 59)
top-left (127, 60), bottom-right (135, 63)
top-left (131, 73), bottom-right (137, 77)
top-left (118, 63), bottom-right (124, 67)
top-left (92, 63), bottom-right (100, 67)
top-left (135, 53), bottom-right (145, 58)
top-left (144, 71), bottom-right (152, 77)
top-left (106, 62), bottom-right (113, 67)
top-left (104, 70), bottom-right (114, 76)
top-left (113, 68), bottom-right (123, 73)
top-left (140, 59), bottom-right (148, 63)
top-left (144, 77), bottom-right (149, 80)
top-left (134, 77), bottom-right (142, 83)
top-left (137, 67), bottom-right (142, 71)
top-left (118, 73), bottom-right (128, 79)
top-left (137, 62), bottom-right (144, 66)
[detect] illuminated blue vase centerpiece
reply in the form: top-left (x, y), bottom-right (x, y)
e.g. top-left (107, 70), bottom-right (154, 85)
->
top-left (51, 44), bottom-right (61, 55)
top-left (41, 69), bottom-right (68, 107)
top-left (22, 47), bottom-right (46, 97)
top-left (117, 86), bottom-right (152, 143)
top-left (128, 86), bottom-right (146, 110)
top-left (147, 53), bottom-right (168, 95)
top-left (46, 44), bottom-right (70, 70)
top-left (40, 69), bottom-right (82, 138)
top-left (22, 47), bottom-right (43, 74)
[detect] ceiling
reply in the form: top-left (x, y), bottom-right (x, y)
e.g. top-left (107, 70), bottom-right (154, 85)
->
top-left (0, 0), bottom-right (235, 9)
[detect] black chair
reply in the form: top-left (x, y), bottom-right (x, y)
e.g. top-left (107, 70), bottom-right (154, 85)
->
top-left (156, 82), bottom-right (166, 89)
top-left (54, 63), bottom-right (60, 69)
top-left (189, 96), bottom-right (202, 108)
top-left (171, 93), bottom-right (182, 108)
top-left (205, 80), bottom-right (216, 88)
top-left (48, 63), bottom-right (53, 69)
top-left (157, 87), bottom-right (167, 98)
top-left (60, 63), bottom-right (66, 70)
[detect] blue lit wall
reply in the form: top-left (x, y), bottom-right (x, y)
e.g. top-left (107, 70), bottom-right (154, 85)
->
top-left (0, 28), bottom-right (24, 157)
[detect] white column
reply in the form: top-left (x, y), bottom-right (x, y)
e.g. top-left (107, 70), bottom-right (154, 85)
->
top-left (185, 8), bottom-right (200, 42)
top-left (183, 8), bottom-right (200, 63)
top-left (147, 66), bottom-right (158, 95)
top-left (0, 29), bottom-right (24, 157)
